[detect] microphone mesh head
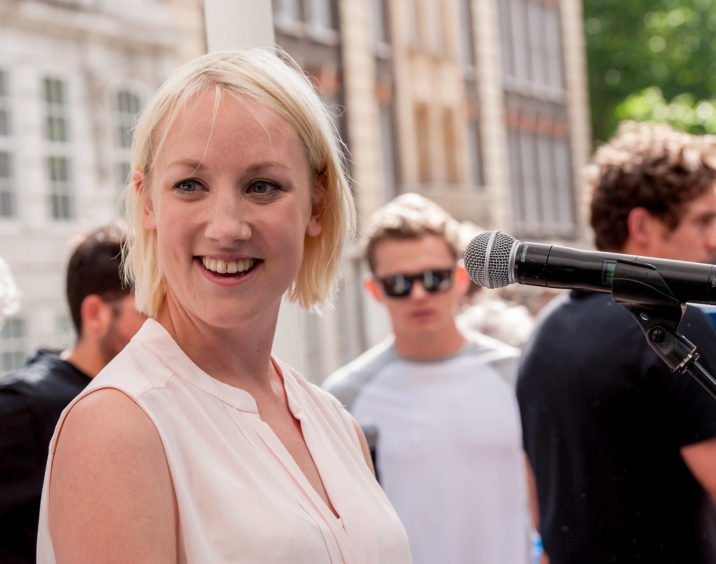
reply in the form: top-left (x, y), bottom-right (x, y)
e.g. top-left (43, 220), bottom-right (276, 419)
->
top-left (464, 231), bottom-right (517, 288)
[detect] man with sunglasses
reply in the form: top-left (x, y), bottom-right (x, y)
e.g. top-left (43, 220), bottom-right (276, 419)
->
top-left (0, 222), bottom-right (146, 563)
top-left (323, 193), bottom-right (530, 564)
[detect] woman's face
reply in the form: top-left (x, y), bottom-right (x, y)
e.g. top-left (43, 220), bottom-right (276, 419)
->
top-left (139, 91), bottom-right (322, 330)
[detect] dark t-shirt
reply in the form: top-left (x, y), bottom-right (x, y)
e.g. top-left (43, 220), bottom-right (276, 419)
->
top-left (0, 349), bottom-right (90, 564)
top-left (517, 290), bottom-right (716, 564)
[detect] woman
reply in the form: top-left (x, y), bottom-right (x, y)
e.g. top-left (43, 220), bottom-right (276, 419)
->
top-left (37, 49), bottom-right (411, 563)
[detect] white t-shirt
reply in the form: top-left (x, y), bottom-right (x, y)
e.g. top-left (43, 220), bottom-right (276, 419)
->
top-left (324, 335), bottom-right (530, 564)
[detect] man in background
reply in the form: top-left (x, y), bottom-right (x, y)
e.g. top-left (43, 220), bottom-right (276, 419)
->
top-left (517, 121), bottom-right (716, 563)
top-left (0, 222), bottom-right (145, 563)
top-left (324, 193), bottom-right (530, 564)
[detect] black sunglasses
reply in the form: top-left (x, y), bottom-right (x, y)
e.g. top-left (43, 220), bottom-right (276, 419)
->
top-left (376, 268), bottom-right (455, 298)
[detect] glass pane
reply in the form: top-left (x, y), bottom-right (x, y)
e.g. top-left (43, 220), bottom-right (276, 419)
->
top-left (51, 193), bottom-right (60, 218)
top-left (0, 191), bottom-right (15, 218)
top-left (276, 0), bottom-right (301, 21)
top-left (117, 90), bottom-right (128, 112)
top-left (0, 152), bottom-right (10, 177)
top-left (119, 126), bottom-right (132, 148)
top-left (12, 351), bottom-right (25, 369)
top-left (2, 351), bottom-right (13, 371)
top-left (117, 161), bottom-right (131, 186)
top-left (0, 110), bottom-right (9, 136)
top-left (53, 79), bottom-right (64, 105)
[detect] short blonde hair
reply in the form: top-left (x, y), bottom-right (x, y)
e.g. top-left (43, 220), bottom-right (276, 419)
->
top-left (123, 48), bottom-right (356, 316)
top-left (363, 193), bottom-right (462, 274)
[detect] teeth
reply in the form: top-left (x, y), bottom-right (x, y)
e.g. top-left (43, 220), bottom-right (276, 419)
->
top-left (202, 257), bottom-right (255, 274)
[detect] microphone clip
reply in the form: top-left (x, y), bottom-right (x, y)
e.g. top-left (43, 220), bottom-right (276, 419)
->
top-left (611, 260), bottom-right (716, 399)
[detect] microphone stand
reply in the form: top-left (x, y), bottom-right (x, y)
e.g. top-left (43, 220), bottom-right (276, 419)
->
top-left (611, 260), bottom-right (716, 400)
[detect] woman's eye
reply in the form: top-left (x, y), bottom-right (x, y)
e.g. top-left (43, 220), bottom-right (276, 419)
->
top-left (174, 179), bottom-right (201, 193)
top-left (249, 179), bottom-right (282, 195)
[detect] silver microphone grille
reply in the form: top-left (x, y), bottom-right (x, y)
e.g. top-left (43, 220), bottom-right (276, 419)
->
top-left (464, 231), bottom-right (518, 288)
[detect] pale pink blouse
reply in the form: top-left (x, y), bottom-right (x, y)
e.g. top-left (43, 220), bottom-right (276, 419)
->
top-left (37, 319), bottom-right (411, 563)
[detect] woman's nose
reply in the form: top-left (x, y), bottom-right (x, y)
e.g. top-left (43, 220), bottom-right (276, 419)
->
top-left (204, 188), bottom-right (252, 244)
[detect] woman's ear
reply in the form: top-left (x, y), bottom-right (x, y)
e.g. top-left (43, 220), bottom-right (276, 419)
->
top-left (364, 277), bottom-right (385, 303)
top-left (134, 171), bottom-right (156, 230)
top-left (306, 174), bottom-right (326, 237)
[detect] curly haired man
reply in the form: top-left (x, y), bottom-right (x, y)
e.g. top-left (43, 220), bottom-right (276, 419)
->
top-left (517, 121), bottom-right (716, 564)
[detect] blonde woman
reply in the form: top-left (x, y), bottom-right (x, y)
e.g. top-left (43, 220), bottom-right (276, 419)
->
top-left (37, 49), bottom-right (411, 563)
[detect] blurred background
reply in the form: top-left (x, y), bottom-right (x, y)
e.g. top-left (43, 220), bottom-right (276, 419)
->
top-left (0, 0), bottom-right (713, 382)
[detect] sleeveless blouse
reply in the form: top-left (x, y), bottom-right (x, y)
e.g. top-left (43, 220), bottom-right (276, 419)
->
top-left (36, 319), bottom-right (411, 563)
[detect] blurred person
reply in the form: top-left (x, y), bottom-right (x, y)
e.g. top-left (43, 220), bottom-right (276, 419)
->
top-left (0, 255), bottom-right (20, 321)
top-left (458, 285), bottom-right (558, 350)
top-left (0, 222), bottom-right (145, 564)
top-left (456, 221), bottom-right (558, 350)
top-left (517, 121), bottom-right (716, 563)
top-left (37, 49), bottom-right (411, 563)
top-left (324, 193), bottom-right (530, 564)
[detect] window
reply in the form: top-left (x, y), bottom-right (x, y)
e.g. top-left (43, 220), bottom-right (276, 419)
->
top-left (442, 108), bottom-right (458, 183)
top-left (517, 125), bottom-right (540, 232)
top-left (0, 69), bottom-right (10, 137)
top-left (371, 0), bottom-right (390, 50)
top-left (43, 77), bottom-right (69, 142)
top-left (510, 0), bottom-right (529, 83)
top-left (527, 0), bottom-right (546, 86)
top-left (378, 103), bottom-right (398, 200)
top-left (498, 0), bottom-right (564, 96)
top-left (426, 0), bottom-right (444, 53)
top-left (274, 0), bottom-right (302, 24)
top-left (415, 103), bottom-right (431, 183)
top-left (115, 90), bottom-right (140, 149)
top-left (458, 0), bottom-right (476, 67)
top-left (497, 0), bottom-right (516, 79)
top-left (466, 119), bottom-right (484, 188)
top-left (507, 112), bottom-right (575, 237)
top-left (0, 316), bottom-right (27, 376)
top-left (544, 5), bottom-right (564, 90)
top-left (47, 155), bottom-right (73, 219)
top-left (306, 0), bottom-right (334, 31)
top-left (409, 0), bottom-right (424, 47)
top-left (0, 152), bottom-right (15, 218)
top-left (114, 89), bottom-right (141, 189)
top-left (0, 70), bottom-right (15, 218)
top-left (43, 76), bottom-right (74, 220)
top-left (55, 313), bottom-right (75, 350)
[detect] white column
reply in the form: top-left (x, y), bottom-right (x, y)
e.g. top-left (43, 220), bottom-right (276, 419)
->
top-left (203, 0), bottom-right (275, 52)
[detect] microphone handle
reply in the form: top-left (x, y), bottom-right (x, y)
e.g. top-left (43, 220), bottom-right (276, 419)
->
top-left (513, 243), bottom-right (716, 304)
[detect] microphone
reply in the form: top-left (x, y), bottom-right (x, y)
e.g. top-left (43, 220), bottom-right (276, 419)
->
top-left (464, 231), bottom-right (716, 305)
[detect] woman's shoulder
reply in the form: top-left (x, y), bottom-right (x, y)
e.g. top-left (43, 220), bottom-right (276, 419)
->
top-left (46, 387), bottom-right (176, 562)
top-left (54, 387), bottom-right (160, 459)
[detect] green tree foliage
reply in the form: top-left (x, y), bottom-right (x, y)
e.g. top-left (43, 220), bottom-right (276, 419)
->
top-left (584, 0), bottom-right (716, 144)
top-left (615, 87), bottom-right (716, 134)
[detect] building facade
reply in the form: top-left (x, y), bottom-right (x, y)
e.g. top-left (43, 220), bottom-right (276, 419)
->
top-left (273, 0), bottom-right (591, 380)
top-left (0, 0), bottom-right (590, 382)
top-left (0, 0), bottom-right (205, 372)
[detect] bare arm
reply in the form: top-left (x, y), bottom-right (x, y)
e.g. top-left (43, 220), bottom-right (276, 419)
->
top-left (681, 437), bottom-right (716, 504)
top-left (49, 389), bottom-right (177, 563)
